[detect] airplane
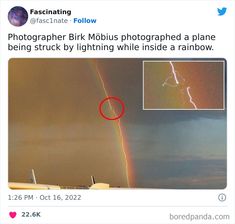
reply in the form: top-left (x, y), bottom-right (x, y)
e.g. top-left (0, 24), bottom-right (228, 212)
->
top-left (9, 169), bottom-right (110, 190)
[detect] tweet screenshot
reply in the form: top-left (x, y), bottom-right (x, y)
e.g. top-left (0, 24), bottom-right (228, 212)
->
top-left (0, 0), bottom-right (235, 223)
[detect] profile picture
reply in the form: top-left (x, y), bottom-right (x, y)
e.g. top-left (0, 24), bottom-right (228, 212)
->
top-left (8, 6), bottom-right (28, 27)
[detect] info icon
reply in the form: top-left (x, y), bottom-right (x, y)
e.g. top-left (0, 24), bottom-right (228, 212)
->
top-left (8, 6), bottom-right (28, 27)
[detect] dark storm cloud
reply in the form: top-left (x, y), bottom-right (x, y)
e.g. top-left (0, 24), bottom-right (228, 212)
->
top-left (97, 59), bottom-right (226, 126)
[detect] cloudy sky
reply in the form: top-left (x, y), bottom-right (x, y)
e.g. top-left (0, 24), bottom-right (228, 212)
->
top-left (9, 59), bottom-right (226, 189)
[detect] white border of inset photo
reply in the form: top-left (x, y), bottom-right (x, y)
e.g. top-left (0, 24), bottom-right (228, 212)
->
top-left (142, 59), bottom-right (226, 111)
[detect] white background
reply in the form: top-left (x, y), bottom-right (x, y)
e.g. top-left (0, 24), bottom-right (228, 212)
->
top-left (0, 0), bottom-right (235, 223)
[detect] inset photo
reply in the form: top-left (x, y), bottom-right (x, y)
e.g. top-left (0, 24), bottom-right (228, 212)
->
top-left (143, 60), bottom-right (225, 110)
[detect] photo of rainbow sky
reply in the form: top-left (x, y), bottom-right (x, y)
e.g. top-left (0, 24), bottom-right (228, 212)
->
top-left (9, 58), bottom-right (226, 189)
top-left (144, 60), bottom-right (225, 110)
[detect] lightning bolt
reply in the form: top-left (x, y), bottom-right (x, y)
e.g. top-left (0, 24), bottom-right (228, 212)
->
top-left (186, 87), bottom-right (197, 109)
top-left (96, 64), bottom-right (131, 187)
top-left (162, 61), bottom-right (198, 109)
top-left (162, 61), bottom-right (182, 87)
top-left (169, 61), bottom-right (179, 85)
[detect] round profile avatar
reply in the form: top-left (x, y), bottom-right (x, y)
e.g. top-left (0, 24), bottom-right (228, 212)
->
top-left (8, 6), bottom-right (28, 27)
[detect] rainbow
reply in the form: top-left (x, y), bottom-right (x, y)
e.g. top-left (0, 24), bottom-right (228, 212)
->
top-left (88, 59), bottom-right (134, 187)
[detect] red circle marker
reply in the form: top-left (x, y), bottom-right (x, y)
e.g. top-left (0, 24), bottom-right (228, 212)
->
top-left (99, 96), bottom-right (125, 120)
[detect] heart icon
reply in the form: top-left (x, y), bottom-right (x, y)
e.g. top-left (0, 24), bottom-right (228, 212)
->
top-left (9, 211), bottom-right (17, 219)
